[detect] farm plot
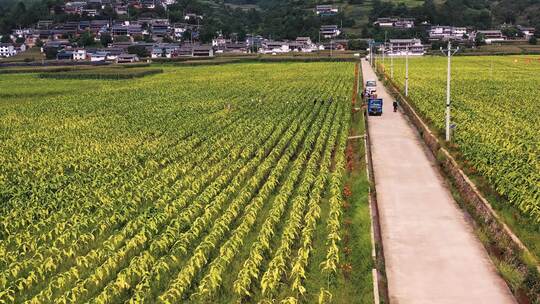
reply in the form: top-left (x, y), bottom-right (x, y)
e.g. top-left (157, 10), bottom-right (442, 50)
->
top-left (379, 56), bottom-right (540, 249)
top-left (0, 62), bottom-right (372, 303)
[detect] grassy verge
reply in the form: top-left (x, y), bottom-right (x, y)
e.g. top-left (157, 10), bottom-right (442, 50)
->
top-left (331, 101), bottom-right (373, 303)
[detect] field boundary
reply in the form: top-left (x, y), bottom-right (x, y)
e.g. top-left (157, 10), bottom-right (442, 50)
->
top-left (374, 64), bottom-right (540, 303)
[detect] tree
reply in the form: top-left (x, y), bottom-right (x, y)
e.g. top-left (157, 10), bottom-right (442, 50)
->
top-left (35, 38), bottom-right (44, 47)
top-left (162, 35), bottom-right (174, 43)
top-left (127, 45), bottom-right (150, 57)
top-left (44, 46), bottom-right (58, 59)
top-left (430, 40), bottom-right (447, 50)
top-left (15, 36), bottom-right (25, 43)
top-left (475, 32), bottom-right (486, 46)
top-left (0, 35), bottom-right (12, 43)
top-left (529, 36), bottom-right (538, 45)
top-left (78, 31), bottom-right (95, 47)
top-left (347, 39), bottom-right (369, 50)
top-left (100, 33), bottom-right (113, 46)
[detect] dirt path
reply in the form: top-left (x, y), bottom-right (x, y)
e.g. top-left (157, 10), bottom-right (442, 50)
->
top-left (361, 60), bottom-right (516, 304)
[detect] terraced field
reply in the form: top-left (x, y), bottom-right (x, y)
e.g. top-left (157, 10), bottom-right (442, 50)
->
top-left (0, 62), bottom-right (372, 303)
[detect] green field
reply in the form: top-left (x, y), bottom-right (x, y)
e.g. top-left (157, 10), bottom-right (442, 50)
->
top-left (379, 55), bottom-right (540, 256)
top-left (0, 62), bottom-right (373, 303)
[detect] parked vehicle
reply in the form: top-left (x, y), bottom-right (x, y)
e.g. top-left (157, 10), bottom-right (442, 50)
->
top-left (365, 79), bottom-right (377, 95)
top-left (368, 98), bottom-right (383, 116)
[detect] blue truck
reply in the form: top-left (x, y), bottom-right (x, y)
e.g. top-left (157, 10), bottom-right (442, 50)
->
top-left (368, 98), bottom-right (383, 116)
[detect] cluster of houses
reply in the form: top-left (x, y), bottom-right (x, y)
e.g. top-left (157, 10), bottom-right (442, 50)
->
top-left (57, 0), bottom-right (174, 18)
top-left (373, 18), bottom-right (536, 45)
top-left (43, 40), bottom-right (215, 62)
top-left (37, 34), bottom-right (350, 62)
top-left (9, 18), bottom-right (201, 48)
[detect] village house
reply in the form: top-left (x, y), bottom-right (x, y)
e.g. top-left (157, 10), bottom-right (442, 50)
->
top-left (297, 37), bottom-right (318, 51)
top-left (0, 43), bottom-right (27, 57)
top-left (246, 34), bottom-right (264, 49)
top-left (315, 5), bottom-right (338, 16)
top-left (224, 42), bottom-right (247, 53)
top-left (73, 48), bottom-right (87, 60)
top-left (373, 18), bottom-right (415, 29)
top-left (86, 0), bottom-right (102, 9)
top-left (37, 20), bottom-right (54, 30)
top-left (320, 25), bottom-right (341, 39)
top-left (429, 26), bottom-right (468, 41)
top-left (322, 39), bottom-right (347, 51)
top-left (116, 53), bottom-right (139, 63)
top-left (82, 9), bottom-right (98, 17)
top-left (176, 44), bottom-right (194, 56)
top-left (151, 23), bottom-right (170, 37)
top-left (90, 20), bottom-right (110, 35)
top-left (115, 5), bottom-right (128, 14)
top-left (141, 0), bottom-right (156, 9)
top-left (212, 34), bottom-right (231, 47)
top-left (260, 41), bottom-right (289, 54)
top-left (56, 50), bottom-right (74, 60)
top-left (104, 48), bottom-right (124, 61)
top-left (172, 23), bottom-right (189, 39)
top-left (89, 51), bottom-right (108, 61)
top-left (151, 43), bottom-right (181, 58)
top-left (64, 2), bottom-right (86, 14)
top-left (386, 39), bottom-right (426, 56)
top-left (472, 30), bottom-right (506, 43)
top-left (192, 45), bottom-right (214, 57)
top-left (517, 25), bottom-right (536, 40)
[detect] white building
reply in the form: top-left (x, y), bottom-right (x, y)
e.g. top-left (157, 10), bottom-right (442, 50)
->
top-left (0, 43), bottom-right (26, 57)
top-left (386, 39), bottom-right (425, 56)
top-left (212, 34), bottom-right (231, 47)
top-left (90, 51), bottom-right (108, 62)
top-left (315, 5), bottom-right (338, 16)
top-left (374, 18), bottom-right (414, 29)
top-left (472, 30), bottom-right (506, 44)
top-left (73, 49), bottom-right (87, 60)
top-left (517, 25), bottom-right (536, 40)
top-left (260, 41), bottom-right (289, 54)
top-left (320, 25), bottom-right (341, 39)
top-left (429, 26), bottom-right (468, 41)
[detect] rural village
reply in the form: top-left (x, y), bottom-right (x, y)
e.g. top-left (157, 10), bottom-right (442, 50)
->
top-left (0, 0), bottom-right (537, 62)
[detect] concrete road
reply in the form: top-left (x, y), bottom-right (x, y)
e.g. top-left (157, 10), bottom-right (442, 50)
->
top-left (361, 60), bottom-right (516, 304)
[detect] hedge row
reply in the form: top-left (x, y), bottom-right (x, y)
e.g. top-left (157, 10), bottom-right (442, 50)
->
top-left (37, 68), bottom-right (163, 79)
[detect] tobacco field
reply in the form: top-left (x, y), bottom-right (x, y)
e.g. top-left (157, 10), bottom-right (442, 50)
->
top-left (0, 62), bottom-right (373, 303)
top-left (381, 56), bottom-right (540, 222)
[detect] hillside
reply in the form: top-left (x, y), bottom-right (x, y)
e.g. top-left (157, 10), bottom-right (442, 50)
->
top-left (1, 0), bottom-right (539, 40)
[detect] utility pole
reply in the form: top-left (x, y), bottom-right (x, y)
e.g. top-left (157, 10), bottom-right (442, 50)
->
top-left (382, 31), bottom-right (387, 70)
top-left (405, 44), bottom-right (409, 96)
top-left (390, 44), bottom-right (394, 78)
top-left (440, 40), bottom-right (460, 142)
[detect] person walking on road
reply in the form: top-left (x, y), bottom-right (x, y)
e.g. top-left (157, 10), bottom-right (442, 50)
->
top-left (393, 100), bottom-right (399, 112)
